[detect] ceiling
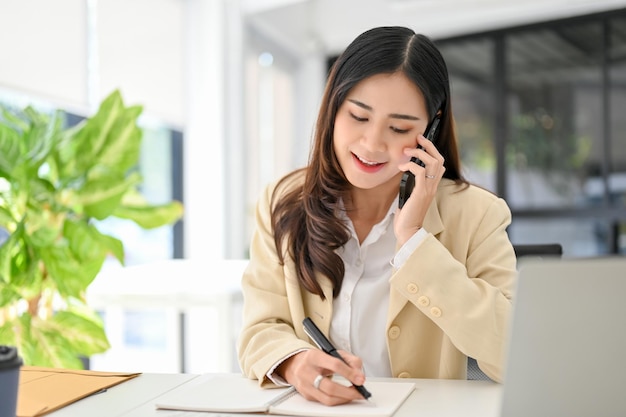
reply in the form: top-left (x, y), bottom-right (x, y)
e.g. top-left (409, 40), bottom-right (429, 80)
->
top-left (241, 0), bottom-right (626, 58)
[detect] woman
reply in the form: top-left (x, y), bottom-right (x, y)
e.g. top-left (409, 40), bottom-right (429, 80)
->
top-left (237, 26), bottom-right (516, 405)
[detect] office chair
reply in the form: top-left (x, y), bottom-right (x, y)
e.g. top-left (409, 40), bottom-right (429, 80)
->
top-left (467, 243), bottom-right (563, 381)
top-left (512, 243), bottom-right (563, 258)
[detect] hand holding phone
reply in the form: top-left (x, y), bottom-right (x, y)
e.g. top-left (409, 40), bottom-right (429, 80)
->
top-left (398, 115), bottom-right (441, 208)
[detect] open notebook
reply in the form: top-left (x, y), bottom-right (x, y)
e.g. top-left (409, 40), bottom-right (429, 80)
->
top-left (154, 374), bottom-right (415, 417)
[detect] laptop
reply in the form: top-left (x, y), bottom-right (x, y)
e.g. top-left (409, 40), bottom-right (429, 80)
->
top-left (499, 256), bottom-right (626, 417)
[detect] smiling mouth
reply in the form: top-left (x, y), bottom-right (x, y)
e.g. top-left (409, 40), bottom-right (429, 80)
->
top-left (354, 153), bottom-right (383, 167)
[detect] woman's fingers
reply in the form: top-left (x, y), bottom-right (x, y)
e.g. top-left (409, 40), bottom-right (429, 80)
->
top-left (401, 136), bottom-right (445, 180)
top-left (395, 135), bottom-right (447, 244)
top-left (278, 349), bottom-right (365, 405)
top-left (335, 349), bottom-right (365, 384)
top-left (310, 374), bottom-right (365, 406)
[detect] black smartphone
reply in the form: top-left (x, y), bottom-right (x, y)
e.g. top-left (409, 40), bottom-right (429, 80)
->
top-left (398, 115), bottom-right (441, 209)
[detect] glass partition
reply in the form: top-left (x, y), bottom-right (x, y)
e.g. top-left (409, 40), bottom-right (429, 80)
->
top-left (609, 16), bottom-right (626, 211)
top-left (436, 11), bottom-right (626, 256)
top-left (508, 217), bottom-right (610, 257)
top-left (505, 23), bottom-right (604, 209)
top-left (440, 38), bottom-right (496, 191)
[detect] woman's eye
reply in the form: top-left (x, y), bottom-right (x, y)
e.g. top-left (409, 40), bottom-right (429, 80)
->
top-left (350, 112), bottom-right (367, 122)
top-left (391, 126), bottom-right (410, 134)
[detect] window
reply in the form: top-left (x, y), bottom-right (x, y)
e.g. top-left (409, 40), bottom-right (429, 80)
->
top-left (439, 38), bottom-right (496, 191)
top-left (505, 23), bottom-right (603, 209)
top-left (438, 9), bottom-right (626, 256)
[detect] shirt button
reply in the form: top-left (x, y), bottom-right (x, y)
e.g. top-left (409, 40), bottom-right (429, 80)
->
top-left (388, 326), bottom-right (401, 339)
top-left (406, 283), bottom-right (419, 294)
top-left (397, 372), bottom-right (411, 378)
top-left (418, 296), bottom-right (430, 307)
top-left (430, 307), bottom-right (442, 318)
top-left (343, 294), bottom-right (350, 302)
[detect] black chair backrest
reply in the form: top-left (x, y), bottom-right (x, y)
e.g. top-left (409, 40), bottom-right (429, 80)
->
top-left (513, 243), bottom-right (563, 259)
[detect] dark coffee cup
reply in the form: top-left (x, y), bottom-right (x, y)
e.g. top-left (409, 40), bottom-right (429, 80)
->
top-left (0, 345), bottom-right (22, 417)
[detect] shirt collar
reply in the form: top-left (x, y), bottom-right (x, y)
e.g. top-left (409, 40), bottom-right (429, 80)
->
top-left (337, 185), bottom-right (446, 238)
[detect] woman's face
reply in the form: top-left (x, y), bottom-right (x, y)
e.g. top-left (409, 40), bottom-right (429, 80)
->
top-left (333, 72), bottom-right (430, 192)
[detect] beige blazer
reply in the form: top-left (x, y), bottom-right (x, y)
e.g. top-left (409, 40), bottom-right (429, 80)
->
top-left (237, 173), bottom-right (517, 386)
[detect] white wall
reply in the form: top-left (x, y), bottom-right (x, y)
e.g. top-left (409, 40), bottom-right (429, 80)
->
top-left (98, 0), bottom-right (185, 127)
top-left (0, 0), bottom-right (88, 111)
top-left (0, 0), bottom-right (186, 127)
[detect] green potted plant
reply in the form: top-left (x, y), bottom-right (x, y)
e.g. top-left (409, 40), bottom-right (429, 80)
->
top-left (0, 90), bottom-right (184, 368)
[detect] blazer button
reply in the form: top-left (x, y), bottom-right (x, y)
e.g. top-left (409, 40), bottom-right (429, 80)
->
top-left (417, 295), bottom-right (430, 307)
top-left (397, 372), bottom-right (411, 378)
top-left (388, 326), bottom-right (401, 339)
top-left (406, 283), bottom-right (419, 294)
top-left (430, 307), bottom-right (442, 318)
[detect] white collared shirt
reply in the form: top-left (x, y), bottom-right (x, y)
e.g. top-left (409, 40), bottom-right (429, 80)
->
top-left (267, 196), bottom-right (426, 383)
top-left (330, 197), bottom-right (426, 377)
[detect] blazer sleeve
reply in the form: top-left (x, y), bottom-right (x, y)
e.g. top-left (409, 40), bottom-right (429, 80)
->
top-left (236, 179), bottom-right (314, 387)
top-left (390, 191), bottom-right (517, 382)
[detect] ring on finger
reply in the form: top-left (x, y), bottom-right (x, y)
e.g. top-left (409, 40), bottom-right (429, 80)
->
top-left (313, 374), bottom-right (324, 390)
top-left (425, 174), bottom-right (436, 179)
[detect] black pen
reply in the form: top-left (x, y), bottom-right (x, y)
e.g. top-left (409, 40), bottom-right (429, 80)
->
top-left (302, 317), bottom-right (373, 401)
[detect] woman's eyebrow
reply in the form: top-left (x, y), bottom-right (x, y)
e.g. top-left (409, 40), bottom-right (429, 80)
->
top-left (389, 112), bottom-right (419, 121)
top-left (347, 98), bottom-right (372, 111)
top-left (347, 99), bottom-right (419, 121)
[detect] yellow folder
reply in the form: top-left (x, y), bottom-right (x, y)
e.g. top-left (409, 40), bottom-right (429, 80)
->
top-left (17, 366), bottom-right (140, 417)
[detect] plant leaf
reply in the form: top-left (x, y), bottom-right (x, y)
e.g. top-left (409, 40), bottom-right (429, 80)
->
top-left (6, 310), bottom-right (109, 368)
top-left (48, 309), bottom-right (110, 356)
top-left (0, 283), bottom-right (21, 307)
top-left (114, 200), bottom-right (184, 229)
top-left (0, 317), bottom-right (18, 350)
top-left (0, 123), bottom-right (22, 177)
top-left (25, 197), bottom-right (63, 248)
top-left (0, 206), bottom-right (15, 228)
top-left (23, 315), bottom-right (84, 368)
top-left (79, 172), bottom-right (142, 219)
top-left (0, 224), bottom-right (23, 283)
top-left (95, 232), bottom-right (125, 265)
top-left (52, 120), bottom-right (85, 181)
top-left (72, 91), bottom-right (125, 175)
top-left (39, 245), bottom-right (104, 298)
top-left (63, 219), bottom-right (124, 266)
top-left (0, 232), bottom-right (43, 302)
top-left (97, 106), bottom-right (143, 173)
top-left (70, 91), bottom-right (143, 178)
top-left (23, 110), bottom-right (60, 174)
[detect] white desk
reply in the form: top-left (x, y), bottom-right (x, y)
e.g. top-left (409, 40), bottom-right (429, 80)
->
top-left (46, 373), bottom-right (502, 417)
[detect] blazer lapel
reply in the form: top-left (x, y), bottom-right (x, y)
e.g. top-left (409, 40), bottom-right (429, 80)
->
top-left (302, 272), bottom-right (334, 334)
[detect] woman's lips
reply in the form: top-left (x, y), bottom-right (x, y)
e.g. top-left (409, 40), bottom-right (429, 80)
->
top-left (352, 153), bottom-right (386, 173)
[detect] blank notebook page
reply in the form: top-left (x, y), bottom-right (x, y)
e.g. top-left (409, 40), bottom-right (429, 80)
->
top-left (269, 380), bottom-right (416, 417)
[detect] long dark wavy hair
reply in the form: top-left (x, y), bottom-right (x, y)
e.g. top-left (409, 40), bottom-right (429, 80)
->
top-left (270, 26), bottom-right (467, 299)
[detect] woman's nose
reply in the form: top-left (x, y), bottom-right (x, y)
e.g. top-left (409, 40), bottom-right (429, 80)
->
top-left (361, 123), bottom-right (387, 152)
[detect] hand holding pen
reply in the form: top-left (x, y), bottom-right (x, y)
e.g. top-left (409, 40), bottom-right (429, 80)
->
top-left (276, 345), bottom-right (368, 406)
top-left (302, 317), bottom-right (373, 403)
